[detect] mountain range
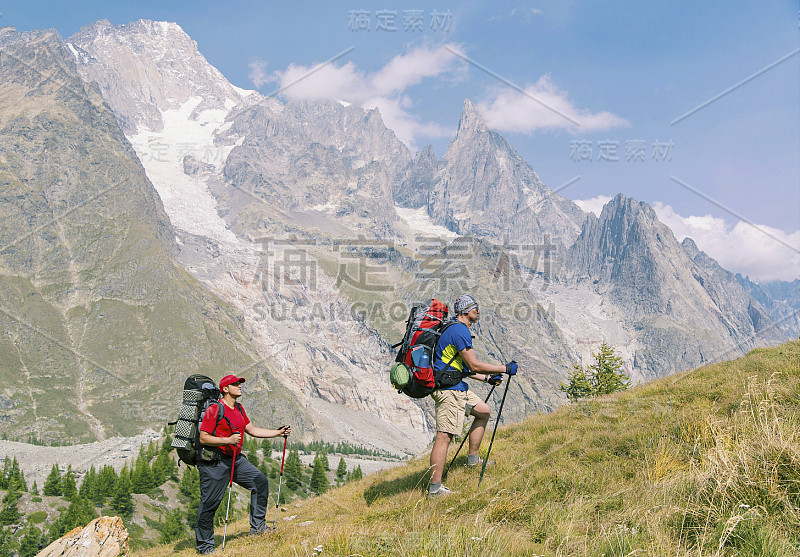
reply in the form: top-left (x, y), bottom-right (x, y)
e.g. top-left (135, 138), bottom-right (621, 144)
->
top-left (0, 20), bottom-right (796, 454)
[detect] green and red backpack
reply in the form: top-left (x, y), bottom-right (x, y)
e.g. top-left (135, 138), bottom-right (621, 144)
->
top-left (390, 299), bottom-right (461, 398)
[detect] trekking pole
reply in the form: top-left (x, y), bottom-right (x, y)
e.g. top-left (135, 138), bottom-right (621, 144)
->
top-left (272, 427), bottom-right (289, 530)
top-left (221, 432), bottom-right (239, 551)
top-left (443, 383), bottom-right (496, 480)
top-left (478, 375), bottom-right (512, 488)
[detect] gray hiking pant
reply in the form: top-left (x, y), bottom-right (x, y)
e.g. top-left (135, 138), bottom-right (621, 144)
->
top-left (195, 454), bottom-right (269, 552)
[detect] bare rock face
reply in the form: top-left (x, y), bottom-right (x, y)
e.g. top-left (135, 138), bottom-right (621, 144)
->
top-left (428, 99), bottom-right (587, 248)
top-left (37, 516), bottom-right (129, 557)
top-left (220, 99), bottom-right (413, 237)
top-left (562, 194), bottom-right (788, 378)
top-left (395, 144), bottom-right (437, 209)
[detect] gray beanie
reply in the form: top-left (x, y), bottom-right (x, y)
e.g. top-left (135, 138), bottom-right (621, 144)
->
top-left (453, 294), bottom-right (478, 315)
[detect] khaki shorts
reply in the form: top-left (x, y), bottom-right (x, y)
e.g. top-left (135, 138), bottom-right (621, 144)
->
top-left (431, 389), bottom-right (483, 435)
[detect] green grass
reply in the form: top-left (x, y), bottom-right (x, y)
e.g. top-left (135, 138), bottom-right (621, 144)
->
top-left (137, 341), bottom-right (800, 556)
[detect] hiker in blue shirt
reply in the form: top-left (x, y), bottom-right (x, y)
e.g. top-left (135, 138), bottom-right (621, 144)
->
top-left (428, 294), bottom-right (518, 497)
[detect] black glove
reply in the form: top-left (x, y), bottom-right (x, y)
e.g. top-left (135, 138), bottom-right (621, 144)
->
top-left (505, 361), bottom-right (518, 376)
top-left (488, 374), bottom-right (503, 386)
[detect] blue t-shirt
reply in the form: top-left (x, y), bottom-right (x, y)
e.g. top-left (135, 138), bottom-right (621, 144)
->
top-left (433, 321), bottom-right (472, 391)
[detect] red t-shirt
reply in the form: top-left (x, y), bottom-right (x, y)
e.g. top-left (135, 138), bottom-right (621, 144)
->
top-left (200, 400), bottom-right (250, 457)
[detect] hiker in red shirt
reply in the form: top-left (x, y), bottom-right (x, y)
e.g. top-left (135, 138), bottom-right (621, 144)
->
top-left (195, 374), bottom-right (290, 554)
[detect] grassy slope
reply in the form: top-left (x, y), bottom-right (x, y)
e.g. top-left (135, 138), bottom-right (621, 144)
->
top-left (138, 341), bottom-right (800, 557)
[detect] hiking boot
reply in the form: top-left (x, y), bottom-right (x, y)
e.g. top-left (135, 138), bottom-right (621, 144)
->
top-left (467, 457), bottom-right (495, 468)
top-left (428, 485), bottom-right (456, 498)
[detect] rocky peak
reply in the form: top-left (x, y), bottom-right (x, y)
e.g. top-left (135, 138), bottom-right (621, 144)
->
top-left (68, 19), bottom-right (252, 134)
top-left (681, 236), bottom-right (700, 258)
top-left (427, 98), bottom-right (586, 246)
top-left (456, 98), bottom-right (488, 138)
top-left (567, 193), bottom-right (674, 286)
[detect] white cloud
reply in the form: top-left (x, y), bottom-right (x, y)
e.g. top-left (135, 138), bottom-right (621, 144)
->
top-left (476, 75), bottom-right (629, 133)
top-left (489, 7), bottom-right (543, 22)
top-left (653, 202), bottom-right (800, 283)
top-left (574, 195), bottom-right (612, 216)
top-left (264, 44), bottom-right (465, 148)
top-left (248, 59), bottom-right (269, 88)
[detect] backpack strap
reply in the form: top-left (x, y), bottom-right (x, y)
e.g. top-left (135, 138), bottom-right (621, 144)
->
top-left (211, 401), bottom-right (236, 436)
top-left (434, 322), bottom-right (470, 389)
top-left (435, 322), bottom-right (463, 369)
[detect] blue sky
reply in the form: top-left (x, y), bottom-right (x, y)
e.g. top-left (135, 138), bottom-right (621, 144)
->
top-left (3, 1), bottom-right (799, 281)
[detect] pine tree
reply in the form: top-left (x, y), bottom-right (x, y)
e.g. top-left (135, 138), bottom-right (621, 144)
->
top-left (179, 467), bottom-right (200, 499)
top-left (0, 527), bottom-right (13, 557)
top-left (310, 456), bottom-right (329, 494)
top-left (347, 465), bottom-right (363, 482)
top-left (161, 427), bottom-right (173, 453)
top-left (111, 467), bottom-right (134, 519)
top-left (284, 450), bottom-right (303, 491)
top-left (18, 525), bottom-right (41, 557)
top-left (560, 342), bottom-right (630, 401)
top-left (590, 341), bottom-right (631, 396)
top-left (336, 457), bottom-right (347, 481)
top-left (8, 458), bottom-right (26, 492)
top-left (61, 466), bottom-right (78, 501)
top-left (261, 438), bottom-right (272, 460)
top-left (0, 487), bottom-right (21, 525)
top-left (159, 509), bottom-right (186, 544)
top-left (131, 452), bottom-right (154, 494)
top-left (179, 467), bottom-right (202, 528)
top-left (79, 466), bottom-right (97, 501)
top-left (144, 441), bottom-right (158, 460)
top-left (152, 452), bottom-right (176, 486)
top-left (316, 450), bottom-right (330, 471)
top-left (30, 481), bottom-right (39, 496)
top-left (559, 363), bottom-right (594, 402)
top-left (95, 465), bottom-right (118, 502)
top-left (0, 456), bottom-right (10, 489)
top-left (43, 464), bottom-right (62, 496)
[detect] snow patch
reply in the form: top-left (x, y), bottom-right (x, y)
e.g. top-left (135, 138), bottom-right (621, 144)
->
top-left (395, 206), bottom-right (459, 239)
top-left (127, 96), bottom-right (240, 246)
top-left (310, 203), bottom-right (338, 213)
top-left (231, 84), bottom-right (257, 98)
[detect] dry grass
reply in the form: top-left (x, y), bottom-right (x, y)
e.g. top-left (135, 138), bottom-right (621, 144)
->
top-left (137, 341), bottom-right (800, 556)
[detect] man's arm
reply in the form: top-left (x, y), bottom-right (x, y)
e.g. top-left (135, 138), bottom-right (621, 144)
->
top-left (459, 347), bottom-right (505, 382)
top-left (199, 430), bottom-right (240, 447)
top-left (244, 423), bottom-right (291, 439)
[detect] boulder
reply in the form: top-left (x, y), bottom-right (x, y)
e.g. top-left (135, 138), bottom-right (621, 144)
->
top-left (37, 516), bottom-right (129, 557)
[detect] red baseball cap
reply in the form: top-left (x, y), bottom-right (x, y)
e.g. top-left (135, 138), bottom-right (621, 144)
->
top-left (219, 375), bottom-right (246, 391)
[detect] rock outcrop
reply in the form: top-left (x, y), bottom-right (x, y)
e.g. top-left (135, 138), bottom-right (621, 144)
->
top-left (37, 516), bottom-right (129, 557)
